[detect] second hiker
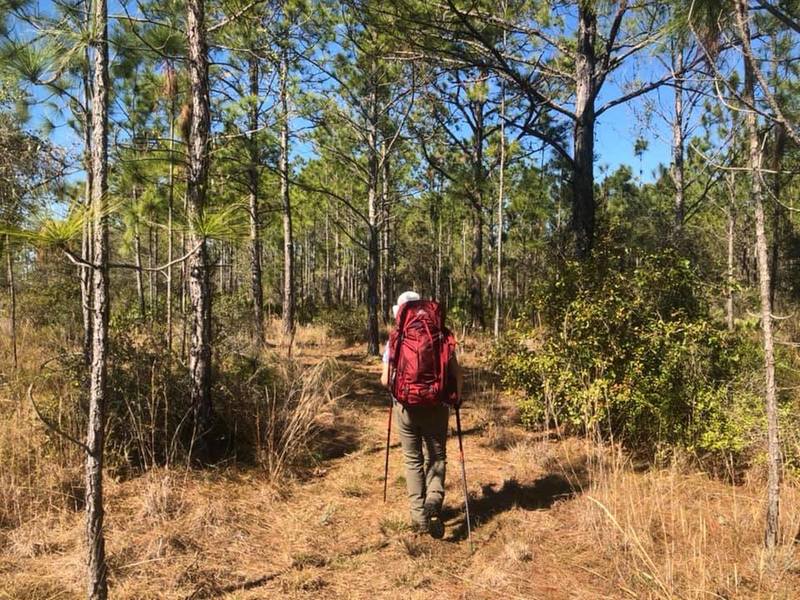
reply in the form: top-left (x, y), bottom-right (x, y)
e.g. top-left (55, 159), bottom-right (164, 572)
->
top-left (380, 291), bottom-right (463, 538)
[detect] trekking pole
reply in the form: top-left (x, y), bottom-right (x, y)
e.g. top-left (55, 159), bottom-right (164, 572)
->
top-left (455, 404), bottom-right (473, 551)
top-left (383, 399), bottom-right (392, 503)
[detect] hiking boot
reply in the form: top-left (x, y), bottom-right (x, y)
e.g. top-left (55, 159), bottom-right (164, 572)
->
top-left (424, 504), bottom-right (444, 539)
top-left (410, 520), bottom-right (428, 535)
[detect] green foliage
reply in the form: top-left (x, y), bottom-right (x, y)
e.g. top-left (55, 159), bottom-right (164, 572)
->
top-left (316, 306), bottom-right (368, 346)
top-left (491, 245), bottom-right (764, 462)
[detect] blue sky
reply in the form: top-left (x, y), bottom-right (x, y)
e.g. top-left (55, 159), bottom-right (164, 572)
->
top-left (21, 1), bottom-right (675, 186)
top-left (596, 102), bottom-right (670, 183)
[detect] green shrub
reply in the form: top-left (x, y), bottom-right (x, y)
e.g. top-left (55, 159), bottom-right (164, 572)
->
top-left (491, 246), bottom-right (764, 463)
top-left (316, 306), bottom-right (367, 346)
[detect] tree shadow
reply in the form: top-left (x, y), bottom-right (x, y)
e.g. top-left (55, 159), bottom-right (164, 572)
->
top-left (343, 366), bottom-right (394, 408)
top-left (444, 471), bottom-right (589, 542)
top-left (185, 571), bottom-right (280, 599)
top-left (314, 419), bottom-right (362, 460)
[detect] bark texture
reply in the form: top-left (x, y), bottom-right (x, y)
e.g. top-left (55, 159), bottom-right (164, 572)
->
top-left (248, 55), bottom-right (264, 346)
top-left (279, 45), bottom-right (295, 339)
top-left (86, 0), bottom-right (109, 593)
top-left (735, 0), bottom-right (781, 549)
top-left (186, 0), bottom-right (214, 461)
top-left (572, 2), bottom-right (597, 258)
top-left (365, 73), bottom-right (381, 355)
top-left (79, 23), bottom-right (94, 366)
top-left (672, 49), bottom-right (685, 230)
top-left (494, 78), bottom-right (505, 338)
top-left (470, 93), bottom-right (486, 329)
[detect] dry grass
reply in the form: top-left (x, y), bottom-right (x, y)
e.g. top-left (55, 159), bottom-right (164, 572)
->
top-left (1, 327), bottom-right (800, 599)
top-left (258, 357), bottom-right (343, 479)
top-left (579, 464), bottom-right (800, 599)
top-left (0, 323), bottom-right (86, 531)
top-left (264, 316), bottom-right (336, 352)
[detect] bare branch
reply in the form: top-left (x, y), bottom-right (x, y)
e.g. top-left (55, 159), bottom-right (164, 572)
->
top-left (28, 384), bottom-right (92, 455)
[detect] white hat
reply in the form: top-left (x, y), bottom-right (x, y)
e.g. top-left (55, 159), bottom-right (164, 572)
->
top-left (392, 290), bottom-right (420, 318)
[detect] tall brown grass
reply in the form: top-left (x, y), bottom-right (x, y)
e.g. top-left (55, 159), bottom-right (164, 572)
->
top-left (256, 357), bottom-right (342, 479)
top-left (3, 325), bottom-right (800, 599)
top-left (0, 322), bottom-right (85, 530)
top-left (524, 434), bottom-right (800, 599)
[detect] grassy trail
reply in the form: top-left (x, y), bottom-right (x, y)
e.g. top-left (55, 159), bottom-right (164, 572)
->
top-left (2, 339), bottom-right (799, 599)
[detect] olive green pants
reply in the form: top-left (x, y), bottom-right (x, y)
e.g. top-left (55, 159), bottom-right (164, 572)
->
top-left (393, 401), bottom-right (449, 527)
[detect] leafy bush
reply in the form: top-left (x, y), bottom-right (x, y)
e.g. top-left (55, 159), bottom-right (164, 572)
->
top-left (316, 306), bottom-right (367, 345)
top-left (491, 246), bottom-right (764, 462)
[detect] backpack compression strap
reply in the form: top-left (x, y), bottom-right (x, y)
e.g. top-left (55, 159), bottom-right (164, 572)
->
top-left (389, 301), bottom-right (414, 396)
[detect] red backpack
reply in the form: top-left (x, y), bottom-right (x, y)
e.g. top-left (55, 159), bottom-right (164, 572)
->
top-left (388, 300), bottom-right (459, 406)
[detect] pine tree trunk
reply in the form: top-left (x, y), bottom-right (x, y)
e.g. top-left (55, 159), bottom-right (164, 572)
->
top-left (350, 245), bottom-right (356, 305)
top-left (494, 77), bottom-right (505, 338)
top-left (279, 45), bottom-right (295, 339)
top-left (248, 56), bottom-right (264, 346)
top-left (6, 236), bottom-right (17, 370)
top-left (769, 125), bottom-right (785, 309)
top-left (81, 213), bottom-right (93, 363)
top-left (324, 209), bottom-right (331, 306)
top-left (148, 225), bottom-right (155, 315)
top-left (366, 209), bottom-right (380, 354)
top-left (572, 2), bottom-right (597, 258)
top-left (180, 224), bottom-right (188, 360)
top-left (80, 29), bottom-right (94, 366)
top-left (380, 143), bottom-right (392, 323)
top-left (153, 228), bottom-right (159, 317)
top-left (470, 207), bottom-right (485, 329)
top-left (672, 49), bottom-right (685, 231)
top-left (365, 75), bottom-right (381, 355)
top-left (166, 94), bottom-right (175, 355)
top-left (470, 97), bottom-right (486, 329)
top-left (186, 0), bottom-right (214, 462)
top-left (736, 0), bottom-right (780, 549)
top-left (436, 208), bottom-right (443, 301)
top-left (727, 191), bottom-right (735, 332)
top-left (86, 0), bottom-right (109, 592)
top-left (335, 230), bottom-right (342, 304)
top-left (134, 223), bottom-right (146, 319)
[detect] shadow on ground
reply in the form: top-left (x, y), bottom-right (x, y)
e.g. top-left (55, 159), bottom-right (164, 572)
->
top-left (315, 418), bottom-right (362, 460)
top-left (445, 472), bottom-right (589, 542)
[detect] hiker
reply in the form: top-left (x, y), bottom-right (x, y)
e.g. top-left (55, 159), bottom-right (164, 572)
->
top-left (381, 291), bottom-right (463, 538)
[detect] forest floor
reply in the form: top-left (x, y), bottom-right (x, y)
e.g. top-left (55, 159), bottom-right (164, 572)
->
top-left (2, 333), bottom-right (800, 599)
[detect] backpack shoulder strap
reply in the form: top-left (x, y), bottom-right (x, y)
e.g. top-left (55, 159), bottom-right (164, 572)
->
top-left (441, 327), bottom-right (459, 405)
top-left (389, 302), bottom-right (415, 396)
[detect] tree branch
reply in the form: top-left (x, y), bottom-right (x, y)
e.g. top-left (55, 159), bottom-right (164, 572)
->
top-left (28, 384), bottom-right (92, 455)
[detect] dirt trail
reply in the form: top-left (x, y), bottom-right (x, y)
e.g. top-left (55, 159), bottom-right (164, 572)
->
top-left (5, 341), bottom-right (800, 599)
top-left (0, 342), bottom-right (612, 599)
top-left (200, 342), bottom-right (607, 600)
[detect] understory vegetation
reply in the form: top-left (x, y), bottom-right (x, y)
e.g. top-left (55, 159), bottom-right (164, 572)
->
top-left (2, 0), bottom-right (800, 596)
top-left (491, 241), bottom-right (786, 468)
top-left (0, 319), bottom-right (345, 532)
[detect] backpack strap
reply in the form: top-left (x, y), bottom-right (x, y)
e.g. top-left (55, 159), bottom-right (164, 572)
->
top-left (389, 301), bottom-right (415, 396)
top-left (419, 317), bottom-right (439, 381)
top-left (441, 327), bottom-right (459, 405)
